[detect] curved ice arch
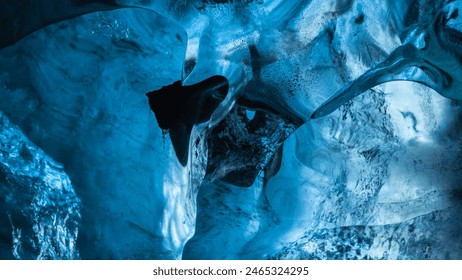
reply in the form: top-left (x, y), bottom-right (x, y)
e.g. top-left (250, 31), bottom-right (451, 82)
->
top-left (312, 0), bottom-right (462, 118)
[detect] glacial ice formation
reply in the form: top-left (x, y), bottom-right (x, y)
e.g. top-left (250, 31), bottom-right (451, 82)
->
top-left (0, 112), bottom-right (80, 259)
top-left (0, 0), bottom-right (462, 259)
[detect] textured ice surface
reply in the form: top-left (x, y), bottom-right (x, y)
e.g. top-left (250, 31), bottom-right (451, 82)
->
top-left (0, 112), bottom-right (80, 259)
top-left (0, 8), bottom-right (193, 259)
top-left (1, 0), bottom-right (462, 259)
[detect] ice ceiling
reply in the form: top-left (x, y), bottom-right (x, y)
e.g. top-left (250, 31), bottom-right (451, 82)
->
top-left (0, 0), bottom-right (462, 259)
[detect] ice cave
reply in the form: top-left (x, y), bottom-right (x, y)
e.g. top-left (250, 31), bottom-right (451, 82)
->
top-left (0, 0), bottom-right (462, 260)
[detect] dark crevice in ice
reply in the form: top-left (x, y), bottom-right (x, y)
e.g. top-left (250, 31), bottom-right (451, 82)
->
top-left (204, 106), bottom-right (295, 187)
top-left (146, 75), bottom-right (229, 166)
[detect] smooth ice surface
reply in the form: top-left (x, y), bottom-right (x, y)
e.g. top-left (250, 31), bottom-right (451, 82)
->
top-left (1, 0), bottom-right (462, 259)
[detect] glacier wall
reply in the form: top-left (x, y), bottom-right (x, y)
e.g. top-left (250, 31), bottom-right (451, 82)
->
top-left (0, 0), bottom-right (461, 259)
top-left (0, 8), bottom-right (194, 259)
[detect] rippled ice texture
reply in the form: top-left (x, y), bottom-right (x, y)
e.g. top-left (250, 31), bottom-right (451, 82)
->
top-left (1, 8), bottom-right (192, 259)
top-left (1, 0), bottom-right (462, 259)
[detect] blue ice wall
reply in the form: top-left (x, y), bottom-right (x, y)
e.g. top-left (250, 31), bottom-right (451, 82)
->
top-left (1, 0), bottom-right (462, 259)
top-left (1, 8), bottom-right (194, 259)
